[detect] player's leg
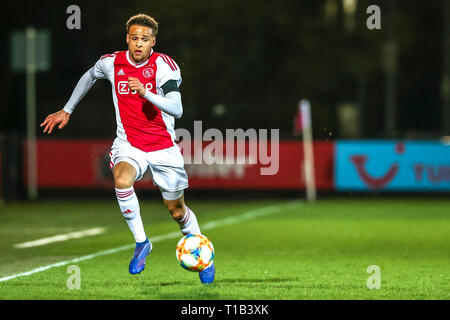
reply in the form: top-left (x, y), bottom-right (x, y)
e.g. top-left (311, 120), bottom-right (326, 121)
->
top-left (162, 190), bottom-right (214, 284)
top-left (113, 161), bottom-right (147, 243)
top-left (147, 145), bottom-right (214, 283)
top-left (110, 141), bottom-right (152, 275)
top-left (146, 145), bottom-right (201, 235)
top-left (162, 192), bottom-right (201, 235)
top-left (113, 161), bottom-right (152, 274)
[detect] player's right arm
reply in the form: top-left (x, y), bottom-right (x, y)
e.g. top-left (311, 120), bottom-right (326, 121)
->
top-left (40, 55), bottom-right (110, 134)
top-left (40, 109), bottom-right (71, 134)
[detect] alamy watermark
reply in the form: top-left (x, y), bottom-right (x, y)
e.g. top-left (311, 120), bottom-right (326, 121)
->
top-left (66, 265), bottom-right (81, 290)
top-left (67, 4), bottom-right (381, 31)
top-left (66, 5), bottom-right (81, 30)
top-left (175, 121), bottom-right (280, 176)
top-left (366, 265), bottom-right (381, 290)
top-left (366, 5), bottom-right (381, 30)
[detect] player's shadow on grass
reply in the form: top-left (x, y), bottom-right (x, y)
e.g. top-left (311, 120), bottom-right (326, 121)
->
top-left (220, 277), bottom-right (374, 295)
top-left (159, 281), bottom-right (180, 286)
top-left (140, 281), bottom-right (221, 300)
top-left (222, 278), bottom-right (386, 293)
top-left (220, 277), bottom-right (300, 285)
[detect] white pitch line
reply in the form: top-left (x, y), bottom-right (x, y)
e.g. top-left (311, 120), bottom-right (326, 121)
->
top-left (13, 227), bottom-right (107, 249)
top-left (0, 200), bottom-right (301, 282)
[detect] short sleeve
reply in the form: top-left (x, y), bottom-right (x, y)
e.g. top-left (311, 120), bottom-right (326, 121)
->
top-left (156, 54), bottom-right (182, 91)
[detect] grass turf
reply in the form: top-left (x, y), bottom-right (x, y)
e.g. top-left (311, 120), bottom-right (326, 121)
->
top-left (0, 197), bottom-right (449, 300)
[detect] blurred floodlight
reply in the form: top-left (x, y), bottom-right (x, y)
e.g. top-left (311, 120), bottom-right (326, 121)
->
top-left (212, 104), bottom-right (227, 117)
top-left (342, 0), bottom-right (357, 14)
top-left (338, 103), bottom-right (360, 138)
top-left (324, 0), bottom-right (339, 26)
top-left (342, 0), bottom-right (358, 33)
top-left (10, 29), bottom-right (51, 72)
top-left (440, 136), bottom-right (450, 145)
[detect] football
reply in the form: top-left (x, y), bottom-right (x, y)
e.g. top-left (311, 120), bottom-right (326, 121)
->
top-left (176, 234), bottom-right (215, 272)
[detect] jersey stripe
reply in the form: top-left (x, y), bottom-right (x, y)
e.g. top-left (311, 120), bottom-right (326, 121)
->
top-left (160, 54), bottom-right (173, 70)
top-left (101, 51), bottom-right (119, 60)
top-left (160, 54), bottom-right (177, 71)
top-left (161, 55), bottom-right (175, 71)
top-left (101, 53), bottom-right (116, 60)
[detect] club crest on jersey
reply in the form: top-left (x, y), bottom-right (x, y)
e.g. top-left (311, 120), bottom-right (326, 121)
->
top-left (143, 67), bottom-right (154, 78)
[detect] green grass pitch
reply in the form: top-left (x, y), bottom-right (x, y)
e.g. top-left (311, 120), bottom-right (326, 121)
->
top-left (0, 197), bottom-right (449, 300)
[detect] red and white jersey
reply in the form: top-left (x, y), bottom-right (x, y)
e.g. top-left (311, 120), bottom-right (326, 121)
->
top-left (93, 50), bottom-right (182, 152)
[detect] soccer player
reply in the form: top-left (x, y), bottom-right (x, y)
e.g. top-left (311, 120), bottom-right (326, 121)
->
top-left (40, 13), bottom-right (215, 284)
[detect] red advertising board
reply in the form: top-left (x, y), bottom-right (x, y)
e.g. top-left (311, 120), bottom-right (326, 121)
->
top-left (29, 139), bottom-right (334, 190)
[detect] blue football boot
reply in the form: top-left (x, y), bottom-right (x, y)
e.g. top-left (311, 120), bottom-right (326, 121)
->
top-left (199, 262), bottom-right (215, 284)
top-left (129, 238), bottom-right (152, 274)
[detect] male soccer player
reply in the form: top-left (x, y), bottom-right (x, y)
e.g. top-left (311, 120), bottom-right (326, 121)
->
top-left (40, 13), bottom-right (215, 284)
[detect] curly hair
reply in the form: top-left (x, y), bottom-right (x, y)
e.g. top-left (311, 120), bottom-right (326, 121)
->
top-left (126, 13), bottom-right (159, 36)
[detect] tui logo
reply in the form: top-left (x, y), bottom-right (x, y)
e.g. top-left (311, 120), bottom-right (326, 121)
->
top-left (349, 143), bottom-right (404, 189)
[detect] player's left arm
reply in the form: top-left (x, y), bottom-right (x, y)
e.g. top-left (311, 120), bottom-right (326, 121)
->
top-left (129, 55), bottom-right (183, 118)
top-left (128, 77), bottom-right (183, 118)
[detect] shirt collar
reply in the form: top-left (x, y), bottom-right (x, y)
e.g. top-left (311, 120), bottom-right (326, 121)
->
top-left (126, 49), bottom-right (153, 68)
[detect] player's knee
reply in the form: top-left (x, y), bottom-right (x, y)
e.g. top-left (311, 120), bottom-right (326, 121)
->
top-left (114, 175), bottom-right (134, 189)
top-left (167, 203), bottom-right (184, 221)
top-left (113, 162), bottom-right (136, 189)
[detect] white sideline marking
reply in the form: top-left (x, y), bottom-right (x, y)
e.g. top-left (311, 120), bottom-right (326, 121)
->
top-left (0, 200), bottom-right (301, 282)
top-left (13, 227), bottom-right (107, 249)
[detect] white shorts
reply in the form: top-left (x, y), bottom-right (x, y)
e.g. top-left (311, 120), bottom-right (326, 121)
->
top-left (109, 138), bottom-right (189, 200)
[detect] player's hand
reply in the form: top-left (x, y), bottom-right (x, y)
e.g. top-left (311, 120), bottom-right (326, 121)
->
top-left (128, 77), bottom-right (146, 96)
top-left (40, 109), bottom-right (71, 134)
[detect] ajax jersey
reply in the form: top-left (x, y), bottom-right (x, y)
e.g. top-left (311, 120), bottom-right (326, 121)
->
top-left (93, 50), bottom-right (182, 152)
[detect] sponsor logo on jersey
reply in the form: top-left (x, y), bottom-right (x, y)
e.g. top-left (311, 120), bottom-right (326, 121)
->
top-left (118, 81), bottom-right (153, 95)
top-left (117, 69), bottom-right (125, 76)
top-left (118, 81), bottom-right (131, 94)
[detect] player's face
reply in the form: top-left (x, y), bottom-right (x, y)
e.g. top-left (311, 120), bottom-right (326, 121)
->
top-left (126, 25), bottom-right (156, 63)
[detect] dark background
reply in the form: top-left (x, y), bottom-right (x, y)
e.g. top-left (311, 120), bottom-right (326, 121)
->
top-left (1, 0), bottom-right (449, 141)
